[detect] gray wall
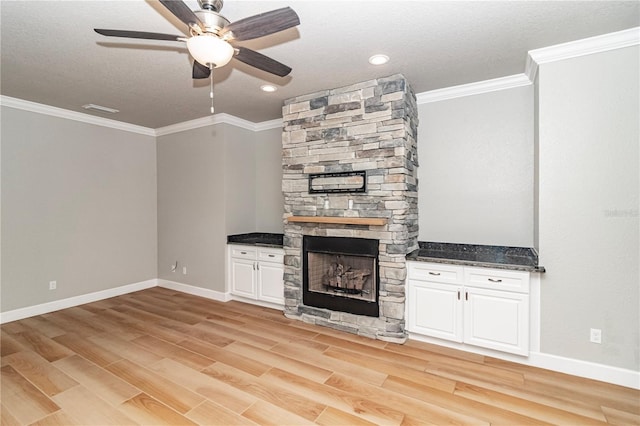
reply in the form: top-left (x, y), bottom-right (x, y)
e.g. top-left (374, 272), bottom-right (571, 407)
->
top-left (537, 46), bottom-right (639, 371)
top-left (1, 107), bottom-right (157, 311)
top-left (417, 86), bottom-right (534, 247)
top-left (255, 127), bottom-right (285, 233)
top-left (156, 124), bottom-right (228, 291)
top-left (157, 123), bottom-right (283, 293)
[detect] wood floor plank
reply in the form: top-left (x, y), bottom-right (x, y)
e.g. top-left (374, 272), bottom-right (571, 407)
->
top-left (0, 404), bottom-right (22, 426)
top-left (315, 334), bottom-right (429, 370)
top-left (156, 319), bottom-right (236, 347)
top-left (177, 337), bottom-right (272, 377)
top-left (325, 372), bottom-right (491, 425)
top-left (52, 332), bottom-right (122, 367)
top-left (87, 333), bottom-right (164, 366)
top-left (315, 406), bottom-right (379, 426)
top-left (53, 355), bottom-right (141, 406)
top-left (1, 288), bottom-right (638, 426)
top-left (1, 365), bottom-right (61, 425)
top-left (147, 357), bottom-right (258, 414)
top-left (323, 345), bottom-right (457, 393)
top-left (382, 374), bottom-right (550, 426)
top-left (602, 405), bottom-right (640, 425)
top-left (270, 340), bottom-right (389, 386)
top-left (186, 400), bottom-right (260, 426)
top-left (17, 317), bottom-right (66, 339)
top-left (241, 400), bottom-right (317, 426)
top-left (454, 381), bottom-right (608, 425)
top-left (12, 330), bottom-right (73, 363)
top-left (130, 334), bottom-right (215, 370)
top-left (264, 367), bottom-right (405, 426)
top-left (29, 411), bottom-right (82, 426)
top-left (4, 351), bottom-right (78, 397)
top-left (225, 340), bottom-right (334, 383)
top-left (118, 392), bottom-right (198, 426)
top-left (106, 359), bottom-right (205, 414)
top-left (52, 385), bottom-right (139, 425)
top-left (0, 330), bottom-right (27, 357)
top-left (194, 319), bottom-right (279, 350)
top-left (202, 362), bottom-right (327, 422)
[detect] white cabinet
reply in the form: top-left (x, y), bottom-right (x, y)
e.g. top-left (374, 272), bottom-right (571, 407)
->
top-left (228, 245), bottom-right (284, 306)
top-left (407, 262), bottom-right (530, 356)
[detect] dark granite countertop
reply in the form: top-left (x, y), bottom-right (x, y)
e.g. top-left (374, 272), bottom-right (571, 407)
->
top-left (407, 241), bottom-right (545, 272)
top-left (227, 233), bottom-right (284, 248)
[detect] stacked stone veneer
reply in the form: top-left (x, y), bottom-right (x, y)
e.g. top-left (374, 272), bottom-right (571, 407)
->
top-left (282, 74), bottom-right (419, 343)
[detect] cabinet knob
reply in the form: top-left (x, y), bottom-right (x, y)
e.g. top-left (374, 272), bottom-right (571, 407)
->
top-left (241, 251), bottom-right (247, 255)
top-left (488, 278), bottom-right (503, 283)
top-left (428, 271), bottom-right (441, 276)
top-left (268, 254), bottom-right (275, 257)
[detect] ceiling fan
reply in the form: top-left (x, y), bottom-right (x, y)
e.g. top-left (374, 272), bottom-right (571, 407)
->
top-left (94, 0), bottom-right (300, 79)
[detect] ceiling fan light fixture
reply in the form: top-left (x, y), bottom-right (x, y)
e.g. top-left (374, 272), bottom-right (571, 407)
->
top-left (187, 34), bottom-right (234, 67)
top-left (368, 54), bottom-right (389, 65)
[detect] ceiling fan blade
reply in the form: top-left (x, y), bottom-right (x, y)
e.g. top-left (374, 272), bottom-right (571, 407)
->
top-left (192, 61), bottom-right (211, 79)
top-left (159, 0), bottom-right (204, 31)
top-left (222, 7), bottom-right (299, 41)
top-left (94, 29), bottom-right (184, 41)
top-left (234, 47), bottom-right (292, 77)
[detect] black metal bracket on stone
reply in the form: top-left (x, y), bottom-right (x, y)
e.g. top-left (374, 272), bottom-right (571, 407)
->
top-left (308, 171), bottom-right (367, 194)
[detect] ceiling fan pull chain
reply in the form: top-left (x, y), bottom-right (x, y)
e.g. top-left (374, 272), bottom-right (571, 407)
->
top-left (210, 65), bottom-right (215, 114)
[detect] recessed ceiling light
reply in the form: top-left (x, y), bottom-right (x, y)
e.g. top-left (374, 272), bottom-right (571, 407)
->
top-left (260, 84), bottom-right (277, 93)
top-left (368, 54), bottom-right (390, 65)
top-left (82, 104), bottom-right (119, 114)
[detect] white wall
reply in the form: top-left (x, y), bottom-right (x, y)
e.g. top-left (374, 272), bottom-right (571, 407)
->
top-left (1, 107), bottom-right (158, 312)
top-left (537, 45), bottom-right (639, 371)
top-left (417, 85), bottom-right (534, 247)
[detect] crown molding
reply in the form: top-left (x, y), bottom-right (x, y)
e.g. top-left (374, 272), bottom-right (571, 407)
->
top-left (254, 118), bottom-right (283, 131)
top-left (416, 74), bottom-right (531, 104)
top-left (154, 113), bottom-right (282, 136)
top-left (0, 96), bottom-right (156, 137)
top-left (526, 26), bottom-right (640, 81)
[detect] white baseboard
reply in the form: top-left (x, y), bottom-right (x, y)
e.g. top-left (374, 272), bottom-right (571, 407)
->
top-left (0, 279), bottom-right (158, 323)
top-left (157, 279), bottom-right (231, 302)
top-left (528, 351), bottom-right (640, 390)
top-left (408, 332), bottom-right (640, 390)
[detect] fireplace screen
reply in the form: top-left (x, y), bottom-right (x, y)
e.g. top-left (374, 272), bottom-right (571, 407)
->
top-left (303, 236), bottom-right (379, 317)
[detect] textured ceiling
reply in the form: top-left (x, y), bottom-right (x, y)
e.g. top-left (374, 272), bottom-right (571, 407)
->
top-left (1, 1), bottom-right (638, 128)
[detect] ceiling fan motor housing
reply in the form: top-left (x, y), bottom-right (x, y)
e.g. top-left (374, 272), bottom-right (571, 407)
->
top-left (194, 9), bottom-right (230, 35)
top-left (198, 0), bottom-right (223, 13)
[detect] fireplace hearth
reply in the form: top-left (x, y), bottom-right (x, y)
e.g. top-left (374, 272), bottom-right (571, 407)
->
top-left (303, 236), bottom-right (379, 317)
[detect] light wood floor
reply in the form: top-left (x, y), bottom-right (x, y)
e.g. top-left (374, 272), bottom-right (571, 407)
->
top-left (1, 287), bottom-right (638, 425)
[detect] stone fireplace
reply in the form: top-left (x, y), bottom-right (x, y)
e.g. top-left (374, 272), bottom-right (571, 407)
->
top-left (282, 74), bottom-right (419, 343)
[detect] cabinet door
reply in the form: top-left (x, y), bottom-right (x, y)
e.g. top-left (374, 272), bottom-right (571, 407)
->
top-left (257, 261), bottom-right (284, 305)
top-left (407, 280), bottom-right (463, 342)
top-left (464, 287), bottom-right (529, 355)
top-left (231, 258), bottom-right (257, 299)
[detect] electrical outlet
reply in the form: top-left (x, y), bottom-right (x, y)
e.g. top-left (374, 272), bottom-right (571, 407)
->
top-left (49, 280), bottom-right (57, 290)
top-left (590, 328), bottom-right (602, 344)
top-left (182, 266), bottom-right (187, 275)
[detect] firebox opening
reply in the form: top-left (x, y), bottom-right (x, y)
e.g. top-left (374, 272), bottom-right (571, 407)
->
top-left (303, 236), bottom-right (380, 317)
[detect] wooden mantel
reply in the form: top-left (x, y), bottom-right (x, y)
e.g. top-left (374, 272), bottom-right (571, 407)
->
top-left (286, 216), bottom-right (388, 226)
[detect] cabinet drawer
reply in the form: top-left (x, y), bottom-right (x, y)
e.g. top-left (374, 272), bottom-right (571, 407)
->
top-left (230, 246), bottom-right (257, 260)
top-left (258, 249), bottom-right (284, 263)
top-left (408, 262), bottom-right (464, 284)
top-left (464, 267), bottom-right (529, 293)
